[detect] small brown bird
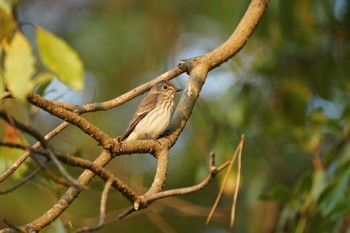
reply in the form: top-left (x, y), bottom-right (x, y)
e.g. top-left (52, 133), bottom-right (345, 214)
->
top-left (121, 81), bottom-right (181, 141)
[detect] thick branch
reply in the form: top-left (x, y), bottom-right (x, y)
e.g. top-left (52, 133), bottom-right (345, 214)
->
top-left (205, 0), bottom-right (269, 71)
top-left (166, 0), bottom-right (269, 143)
top-left (27, 93), bottom-right (115, 150)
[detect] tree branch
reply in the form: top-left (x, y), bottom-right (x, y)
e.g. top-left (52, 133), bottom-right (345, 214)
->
top-left (26, 93), bottom-right (116, 151)
top-left (0, 122), bottom-right (69, 183)
top-left (0, 0), bottom-right (269, 231)
top-left (118, 152), bottom-right (230, 219)
top-left (73, 179), bottom-right (113, 233)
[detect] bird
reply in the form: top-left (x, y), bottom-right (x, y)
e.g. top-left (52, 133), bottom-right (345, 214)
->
top-left (121, 80), bottom-right (181, 141)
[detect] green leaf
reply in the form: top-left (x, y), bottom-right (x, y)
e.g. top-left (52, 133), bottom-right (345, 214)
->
top-left (319, 168), bottom-right (350, 215)
top-left (32, 72), bottom-right (55, 96)
top-left (310, 169), bottom-right (327, 203)
top-left (4, 31), bottom-right (35, 101)
top-left (36, 27), bottom-right (84, 91)
top-left (32, 72), bottom-right (55, 88)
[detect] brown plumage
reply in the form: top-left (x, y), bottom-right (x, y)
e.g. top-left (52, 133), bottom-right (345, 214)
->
top-left (121, 81), bottom-right (181, 141)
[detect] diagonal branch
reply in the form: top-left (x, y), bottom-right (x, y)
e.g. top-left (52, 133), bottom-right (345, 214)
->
top-left (0, 112), bottom-right (82, 188)
top-left (26, 93), bottom-right (116, 150)
top-left (0, 168), bottom-right (40, 194)
top-left (0, 122), bottom-right (69, 183)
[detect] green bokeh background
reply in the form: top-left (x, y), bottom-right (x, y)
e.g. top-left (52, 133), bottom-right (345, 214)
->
top-left (1, 0), bottom-right (350, 232)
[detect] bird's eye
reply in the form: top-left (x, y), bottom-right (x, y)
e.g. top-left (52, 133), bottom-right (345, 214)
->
top-left (162, 85), bottom-right (168, 90)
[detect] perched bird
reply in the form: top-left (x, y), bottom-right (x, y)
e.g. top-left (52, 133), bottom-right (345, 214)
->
top-left (121, 80), bottom-right (181, 141)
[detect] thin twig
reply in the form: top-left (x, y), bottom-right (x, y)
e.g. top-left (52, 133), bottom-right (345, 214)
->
top-left (147, 163), bottom-right (230, 203)
top-left (206, 135), bottom-right (244, 226)
top-left (73, 179), bottom-right (113, 233)
top-left (118, 152), bottom-right (230, 219)
top-left (118, 206), bottom-right (135, 220)
top-left (0, 113), bottom-right (82, 188)
top-left (0, 111), bottom-right (47, 147)
top-left (231, 135), bottom-right (244, 227)
top-left (50, 63), bottom-right (188, 113)
top-left (0, 122), bottom-right (69, 183)
top-left (30, 155), bottom-right (73, 187)
top-left (0, 168), bottom-right (41, 194)
top-left (46, 150), bottom-right (83, 188)
top-left (0, 142), bottom-right (79, 188)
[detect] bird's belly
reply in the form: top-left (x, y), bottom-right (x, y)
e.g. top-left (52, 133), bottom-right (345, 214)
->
top-left (132, 107), bottom-right (172, 139)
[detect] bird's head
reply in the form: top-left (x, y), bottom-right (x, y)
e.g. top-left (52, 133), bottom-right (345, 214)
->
top-left (151, 80), bottom-right (182, 97)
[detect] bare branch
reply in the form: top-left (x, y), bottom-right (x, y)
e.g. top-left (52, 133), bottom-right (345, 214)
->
top-left (206, 135), bottom-right (244, 226)
top-left (48, 63), bottom-right (189, 113)
top-left (231, 136), bottom-right (243, 227)
top-left (0, 122), bottom-right (69, 183)
top-left (147, 156), bottom-right (230, 203)
top-left (144, 148), bottom-right (169, 196)
top-left (0, 141), bottom-right (78, 188)
top-left (46, 150), bottom-right (83, 188)
top-left (26, 94), bottom-right (116, 150)
top-left (0, 112), bottom-right (82, 188)
top-left (30, 154), bottom-right (74, 187)
top-left (0, 111), bottom-right (47, 147)
top-left (73, 179), bottom-right (113, 233)
top-left (118, 152), bottom-right (230, 219)
top-left (167, 0), bottom-right (270, 145)
top-left (0, 168), bottom-right (40, 194)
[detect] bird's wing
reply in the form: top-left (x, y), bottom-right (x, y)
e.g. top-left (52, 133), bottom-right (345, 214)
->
top-left (120, 93), bottom-right (158, 141)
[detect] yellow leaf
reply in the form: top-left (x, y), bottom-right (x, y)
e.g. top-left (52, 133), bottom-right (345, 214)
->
top-left (36, 27), bottom-right (84, 91)
top-left (4, 31), bottom-right (35, 101)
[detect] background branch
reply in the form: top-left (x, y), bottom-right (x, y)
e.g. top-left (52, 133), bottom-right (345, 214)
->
top-left (0, 122), bottom-right (69, 183)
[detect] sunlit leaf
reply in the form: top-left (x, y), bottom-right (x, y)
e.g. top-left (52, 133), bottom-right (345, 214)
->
top-left (36, 27), bottom-right (84, 91)
top-left (32, 72), bottom-right (55, 96)
top-left (4, 31), bottom-right (35, 101)
top-left (319, 168), bottom-right (350, 215)
top-left (0, 1), bottom-right (16, 41)
top-left (310, 169), bottom-right (327, 202)
top-left (31, 72), bottom-right (55, 90)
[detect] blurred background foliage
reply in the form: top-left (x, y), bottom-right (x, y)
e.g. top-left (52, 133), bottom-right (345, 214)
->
top-left (1, 0), bottom-right (350, 232)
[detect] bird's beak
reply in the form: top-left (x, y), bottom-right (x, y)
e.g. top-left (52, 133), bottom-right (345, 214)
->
top-left (176, 88), bottom-right (183, 92)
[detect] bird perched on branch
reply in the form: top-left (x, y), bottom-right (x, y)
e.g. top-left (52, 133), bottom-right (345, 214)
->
top-left (121, 80), bottom-right (181, 141)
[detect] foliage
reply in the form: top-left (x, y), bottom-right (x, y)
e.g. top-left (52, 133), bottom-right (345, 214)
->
top-left (0, 0), bottom-right (83, 102)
